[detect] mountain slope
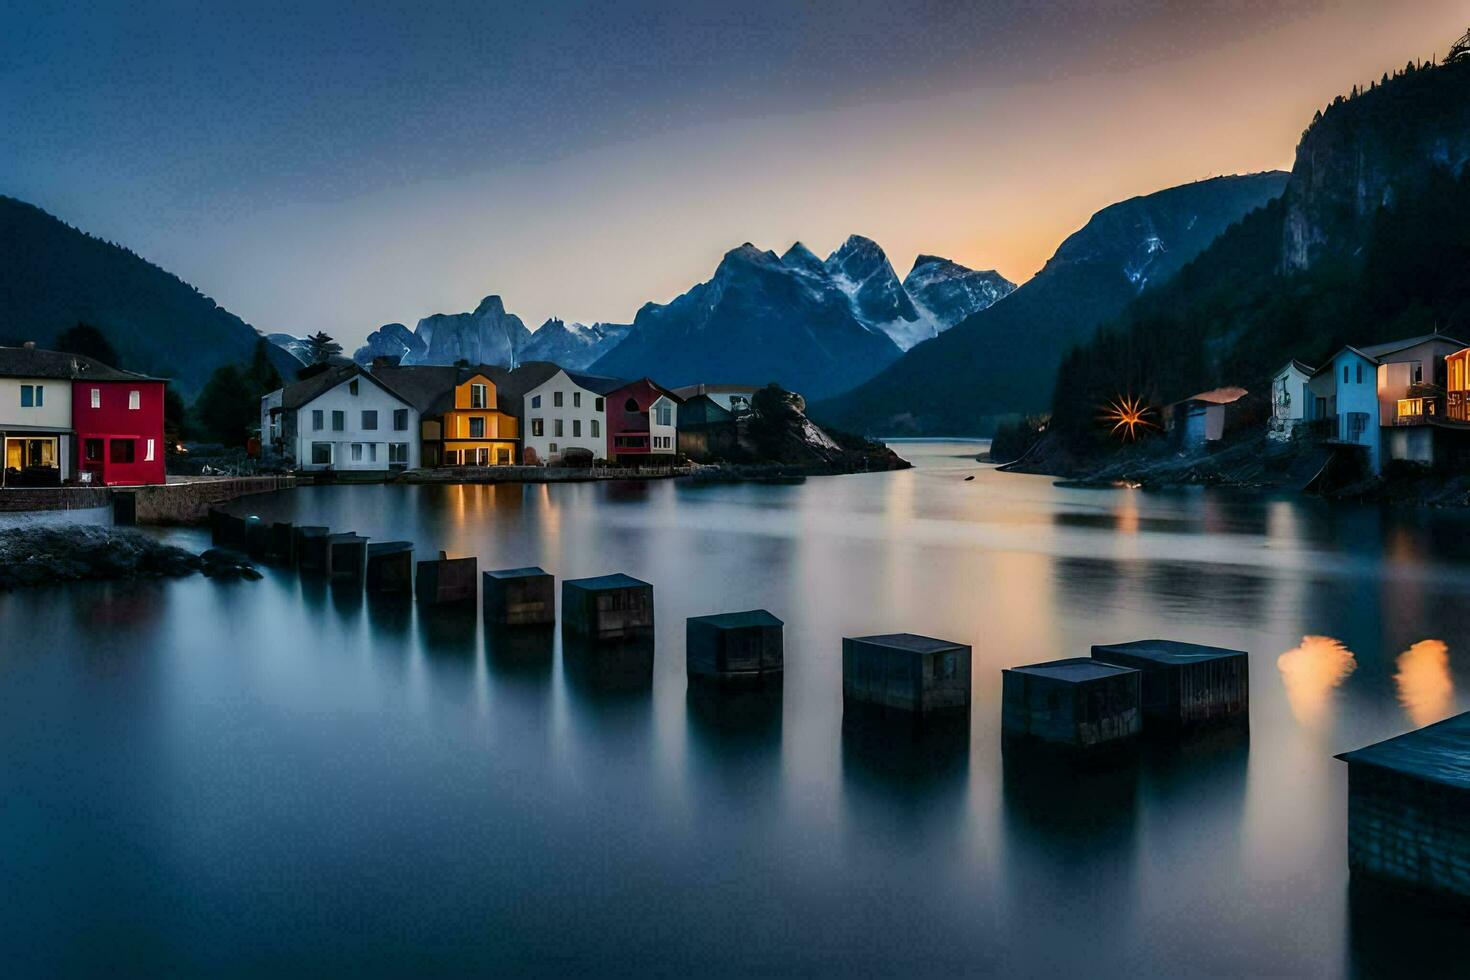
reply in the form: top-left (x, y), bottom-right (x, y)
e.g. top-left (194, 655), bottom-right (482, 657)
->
top-left (0, 195), bottom-right (299, 397)
top-left (1046, 55), bottom-right (1470, 444)
top-left (903, 255), bottom-right (1015, 338)
top-left (591, 243), bottom-right (903, 400)
top-left (810, 172), bottom-right (1290, 435)
top-left (406, 295), bottom-right (530, 367)
top-left (520, 318), bottom-right (632, 370)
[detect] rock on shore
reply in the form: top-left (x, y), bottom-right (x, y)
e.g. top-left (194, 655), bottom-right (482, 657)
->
top-left (0, 525), bottom-right (204, 589)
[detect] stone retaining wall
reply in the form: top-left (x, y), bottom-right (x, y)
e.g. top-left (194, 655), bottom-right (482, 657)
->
top-left (130, 476), bottom-right (297, 525)
top-left (0, 487), bottom-right (111, 512)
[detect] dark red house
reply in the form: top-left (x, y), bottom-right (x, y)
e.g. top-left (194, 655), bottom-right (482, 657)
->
top-left (605, 378), bottom-right (681, 462)
top-left (71, 370), bottom-right (168, 486)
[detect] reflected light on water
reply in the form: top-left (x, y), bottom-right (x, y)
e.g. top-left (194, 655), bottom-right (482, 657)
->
top-left (1276, 635), bottom-right (1357, 731)
top-left (1394, 640), bottom-right (1455, 728)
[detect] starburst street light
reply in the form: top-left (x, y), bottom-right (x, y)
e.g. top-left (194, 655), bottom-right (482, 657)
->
top-left (1101, 394), bottom-right (1155, 441)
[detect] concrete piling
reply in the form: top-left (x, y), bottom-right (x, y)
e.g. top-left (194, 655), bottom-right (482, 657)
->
top-left (1091, 639), bottom-right (1249, 730)
top-left (365, 542), bottom-right (413, 593)
top-left (1001, 658), bottom-right (1141, 752)
top-left (293, 526), bottom-right (330, 573)
top-left (842, 633), bottom-right (971, 717)
top-left (686, 610), bottom-right (783, 685)
top-left (325, 533), bottom-right (368, 584)
top-left (267, 522), bottom-right (295, 563)
top-left (561, 574), bottom-right (654, 641)
top-left (415, 551), bottom-right (477, 606)
top-left (483, 566), bottom-right (556, 627)
top-left (244, 516), bottom-right (272, 560)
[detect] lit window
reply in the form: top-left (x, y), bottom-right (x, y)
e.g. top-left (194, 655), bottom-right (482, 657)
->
top-left (145, 439), bottom-right (155, 462)
top-left (128, 390), bottom-right (140, 410)
top-left (471, 384), bottom-right (488, 408)
top-left (469, 417), bottom-right (486, 438)
top-left (90, 388), bottom-right (100, 408)
top-left (531, 418), bottom-right (544, 437)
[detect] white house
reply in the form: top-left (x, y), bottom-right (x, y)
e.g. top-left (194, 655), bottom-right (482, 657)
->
top-left (262, 364), bottom-right (419, 471)
top-left (1268, 359), bottom-right (1316, 441)
top-left (0, 345), bottom-right (73, 483)
top-left (1307, 332), bottom-right (1467, 474)
top-left (521, 369), bottom-right (624, 464)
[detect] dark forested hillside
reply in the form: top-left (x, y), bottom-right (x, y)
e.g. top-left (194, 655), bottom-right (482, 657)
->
top-left (0, 196), bottom-right (299, 397)
top-left (1049, 55), bottom-right (1470, 447)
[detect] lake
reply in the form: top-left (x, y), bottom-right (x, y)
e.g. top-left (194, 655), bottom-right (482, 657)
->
top-left (2, 440), bottom-right (1466, 976)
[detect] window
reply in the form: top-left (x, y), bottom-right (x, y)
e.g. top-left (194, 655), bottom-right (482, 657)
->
top-left (655, 401), bottom-right (672, 426)
top-left (591, 420), bottom-right (600, 437)
top-left (1412, 362), bottom-right (1424, 384)
top-left (531, 418), bottom-right (544, 437)
top-left (19, 384), bottom-right (42, 408)
top-left (332, 410), bottom-right (345, 431)
top-left (572, 420), bottom-right (581, 437)
top-left (110, 439), bottom-right (136, 463)
top-left (531, 394), bottom-right (541, 408)
top-left (1345, 411), bottom-right (1370, 442)
top-left (1356, 363), bottom-right (1363, 384)
top-left (471, 383), bottom-right (488, 408)
top-left (469, 416), bottom-right (486, 438)
top-left (444, 450), bottom-right (460, 465)
top-left (128, 390), bottom-right (141, 410)
top-left (362, 410), bottom-right (378, 430)
top-left (351, 443), bottom-right (363, 462)
top-left (312, 443), bottom-right (332, 465)
top-left (347, 379), bottom-right (359, 395)
top-left (368, 443), bottom-right (377, 462)
top-left (393, 409), bottom-right (408, 431)
top-left (84, 438), bottom-right (103, 462)
top-left (389, 442), bottom-right (409, 464)
top-left (90, 388), bottom-right (100, 409)
top-left (594, 397), bottom-right (604, 411)
top-left (553, 391), bottom-right (563, 408)
top-left (497, 448), bottom-right (511, 465)
top-left (573, 392), bottom-right (581, 408)
top-left (476, 448), bottom-right (489, 465)
top-left (145, 439), bottom-right (155, 462)
top-left (554, 419), bottom-right (564, 437)
top-left (1343, 365), bottom-right (1350, 384)
top-left (549, 442), bottom-right (558, 453)
top-left (625, 398), bottom-right (638, 412)
top-left (312, 409), bottom-right (324, 430)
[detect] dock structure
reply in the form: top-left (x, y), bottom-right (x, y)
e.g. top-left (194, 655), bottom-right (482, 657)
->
top-left (686, 610), bottom-right (784, 685)
top-left (1001, 658), bottom-right (1141, 751)
top-left (483, 566), bottom-right (556, 627)
top-left (365, 542), bottom-right (413, 593)
top-left (561, 574), bottom-right (654, 641)
top-left (842, 633), bottom-right (971, 717)
top-left (292, 526), bottom-right (330, 573)
top-left (1337, 712), bottom-right (1470, 901)
top-left (325, 532), bottom-right (368, 584)
top-left (1090, 639), bottom-right (1248, 729)
top-left (267, 522), bottom-right (295, 563)
top-left (243, 516), bottom-right (271, 560)
top-left (416, 551), bottom-right (477, 606)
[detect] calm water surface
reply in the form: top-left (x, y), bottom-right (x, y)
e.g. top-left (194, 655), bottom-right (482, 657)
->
top-left (3, 441), bottom-right (1468, 976)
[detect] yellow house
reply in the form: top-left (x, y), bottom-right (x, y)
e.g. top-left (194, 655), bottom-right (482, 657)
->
top-left (422, 372), bottom-right (519, 466)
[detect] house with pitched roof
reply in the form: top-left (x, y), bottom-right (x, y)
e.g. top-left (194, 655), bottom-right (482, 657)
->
top-left (520, 368), bottom-right (626, 464)
top-left (262, 363), bottom-right (419, 471)
top-left (605, 378), bottom-right (681, 462)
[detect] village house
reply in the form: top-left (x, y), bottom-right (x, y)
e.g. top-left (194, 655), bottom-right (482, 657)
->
top-left (605, 378), bottom-right (681, 462)
top-left (1162, 387), bottom-right (1250, 450)
top-left (0, 343), bottom-right (167, 487)
top-left (521, 368), bottom-right (625, 464)
top-left (1302, 333), bottom-right (1468, 473)
top-left (369, 364), bottom-right (524, 467)
top-left (1268, 359), bottom-right (1316, 441)
top-left (262, 363), bottom-right (419, 472)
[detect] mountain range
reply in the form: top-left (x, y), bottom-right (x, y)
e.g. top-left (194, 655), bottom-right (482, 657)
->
top-left (348, 306), bottom-right (633, 372)
top-left (810, 171), bottom-right (1290, 434)
top-left (0, 195), bottom-right (300, 397)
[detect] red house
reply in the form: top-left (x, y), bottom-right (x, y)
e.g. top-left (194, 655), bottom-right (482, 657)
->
top-left (71, 372), bottom-right (168, 486)
top-left (605, 378), bottom-right (681, 462)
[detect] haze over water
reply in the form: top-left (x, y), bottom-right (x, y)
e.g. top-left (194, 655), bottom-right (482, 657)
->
top-left (2, 442), bottom-right (1467, 975)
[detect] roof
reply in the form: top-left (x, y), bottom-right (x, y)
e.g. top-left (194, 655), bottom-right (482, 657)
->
top-left (367, 365), bottom-right (460, 414)
top-left (1336, 711), bottom-right (1470, 792)
top-left (0, 345), bottom-right (164, 383)
top-left (564, 573), bottom-right (651, 591)
top-left (849, 633), bottom-right (966, 654)
top-left (278, 363), bottom-right (411, 411)
top-left (688, 609), bottom-right (783, 629)
top-left (1275, 359), bottom-right (1317, 377)
top-left (1356, 332), bottom-right (1468, 359)
top-left (1091, 639), bottom-right (1247, 666)
top-left (485, 565), bottom-right (549, 579)
top-left (1171, 386), bottom-right (1248, 408)
top-left (671, 383), bottom-right (760, 399)
top-left (1007, 658), bottom-right (1138, 683)
top-left (563, 371), bottom-right (628, 396)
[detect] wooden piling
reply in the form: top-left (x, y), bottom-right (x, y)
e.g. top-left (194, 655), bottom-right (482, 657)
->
top-left (483, 566), bottom-right (556, 626)
top-left (561, 574), bottom-right (654, 640)
top-left (1001, 658), bottom-right (1141, 752)
top-left (366, 542), bottom-right (413, 593)
top-left (415, 551), bottom-right (477, 606)
top-left (1091, 639), bottom-right (1249, 730)
top-left (686, 609), bottom-right (783, 685)
top-left (842, 633), bottom-right (971, 717)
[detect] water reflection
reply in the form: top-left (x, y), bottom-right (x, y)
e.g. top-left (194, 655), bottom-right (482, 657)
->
top-left (1393, 640), bottom-right (1455, 727)
top-left (483, 626), bottom-right (554, 684)
top-left (1277, 636), bottom-right (1357, 731)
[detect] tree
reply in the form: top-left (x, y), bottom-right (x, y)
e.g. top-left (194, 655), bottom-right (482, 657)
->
top-left (54, 322), bottom-right (121, 367)
top-left (247, 337), bottom-right (283, 392)
top-left (193, 339), bottom-right (285, 446)
top-left (304, 331), bottom-right (342, 364)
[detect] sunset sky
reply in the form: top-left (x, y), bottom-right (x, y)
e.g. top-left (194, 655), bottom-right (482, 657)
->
top-left (5, 1), bottom-right (1467, 343)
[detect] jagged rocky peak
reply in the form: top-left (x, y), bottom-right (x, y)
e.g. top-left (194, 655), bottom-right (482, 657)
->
top-left (267, 332), bottom-right (313, 365)
top-left (353, 322), bottom-right (424, 366)
top-left (780, 241), bottom-right (827, 275)
top-left (409, 294), bottom-right (530, 367)
top-left (903, 255), bottom-right (1017, 331)
top-left (823, 234), bottom-right (921, 331)
top-left (521, 316), bottom-right (633, 370)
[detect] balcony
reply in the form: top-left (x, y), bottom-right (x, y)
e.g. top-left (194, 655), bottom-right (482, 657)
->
top-left (1392, 394), bottom-right (1443, 426)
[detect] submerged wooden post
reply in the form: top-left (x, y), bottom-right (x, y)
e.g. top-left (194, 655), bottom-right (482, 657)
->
top-left (842, 633), bottom-right (971, 717)
top-left (483, 566), bottom-right (556, 626)
top-left (686, 610), bottom-right (783, 685)
top-left (366, 542), bottom-right (413, 594)
top-left (1337, 712), bottom-right (1470, 901)
top-left (1001, 658), bottom-right (1141, 752)
top-left (293, 526), bottom-right (330, 573)
top-left (561, 574), bottom-right (654, 640)
top-left (325, 532), bottom-right (368, 584)
top-left (1090, 639), bottom-right (1249, 730)
top-left (244, 516), bottom-right (272, 560)
top-left (415, 551), bottom-right (477, 606)
top-left (267, 521), bottom-right (295, 563)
